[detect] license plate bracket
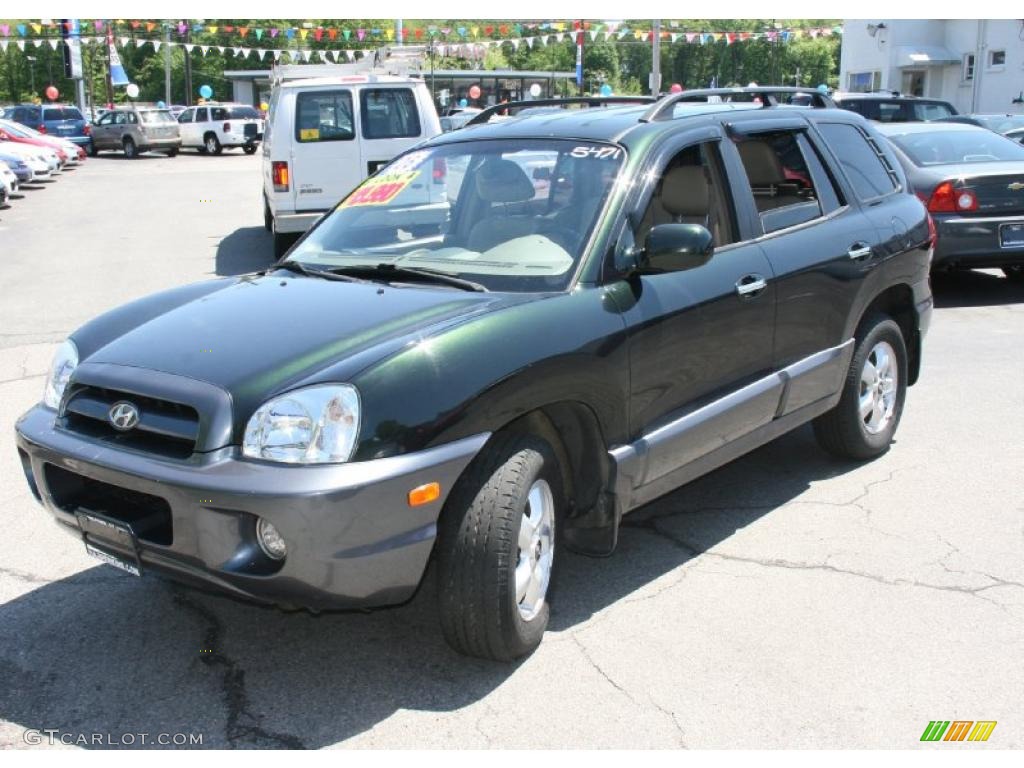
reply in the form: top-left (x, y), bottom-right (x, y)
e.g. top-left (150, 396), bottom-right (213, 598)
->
top-left (999, 222), bottom-right (1024, 248)
top-left (75, 509), bottom-right (143, 577)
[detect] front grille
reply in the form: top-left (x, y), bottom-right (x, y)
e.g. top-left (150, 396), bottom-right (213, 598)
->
top-left (45, 464), bottom-right (173, 545)
top-left (61, 385), bottom-right (199, 459)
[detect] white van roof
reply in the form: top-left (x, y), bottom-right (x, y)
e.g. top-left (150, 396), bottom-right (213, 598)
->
top-left (279, 74), bottom-right (423, 89)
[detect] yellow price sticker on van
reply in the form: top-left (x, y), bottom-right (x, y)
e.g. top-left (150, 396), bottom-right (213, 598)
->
top-left (299, 128), bottom-right (320, 140)
top-left (340, 171), bottom-right (420, 208)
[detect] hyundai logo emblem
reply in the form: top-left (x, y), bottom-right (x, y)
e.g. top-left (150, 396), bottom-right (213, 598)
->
top-left (108, 401), bottom-right (140, 431)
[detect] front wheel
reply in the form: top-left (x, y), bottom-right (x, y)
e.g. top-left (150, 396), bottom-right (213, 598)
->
top-left (813, 315), bottom-right (908, 460)
top-left (166, 147), bottom-right (179, 158)
top-left (437, 433), bottom-right (562, 662)
top-left (1004, 265), bottom-right (1024, 283)
top-left (122, 137), bottom-right (138, 159)
top-left (204, 134), bottom-right (222, 155)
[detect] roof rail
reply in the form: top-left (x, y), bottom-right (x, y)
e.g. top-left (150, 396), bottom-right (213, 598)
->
top-left (639, 87), bottom-right (835, 123)
top-left (466, 96), bottom-right (656, 126)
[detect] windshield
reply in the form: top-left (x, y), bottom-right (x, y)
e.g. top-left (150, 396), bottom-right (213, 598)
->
top-left (0, 120), bottom-right (32, 137)
top-left (887, 129), bottom-right (1024, 165)
top-left (140, 110), bottom-right (176, 125)
top-left (977, 115), bottom-right (1024, 133)
top-left (286, 138), bottom-right (624, 292)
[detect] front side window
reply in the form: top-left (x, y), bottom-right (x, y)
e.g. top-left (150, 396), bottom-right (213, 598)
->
top-left (360, 88), bottom-right (421, 139)
top-left (286, 139), bottom-right (625, 292)
top-left (98, 112), bottom-right (115, 126)
top-left (295, 90), bottom-right (354, 142)
top-left (817, 123), bottom-right (899, 200)
top-left (735, 131), bottom-right (824, 233)
top-left (194, 108), bottom-right (208, 123)
top-left (913, 102), bottom-right (955, 121)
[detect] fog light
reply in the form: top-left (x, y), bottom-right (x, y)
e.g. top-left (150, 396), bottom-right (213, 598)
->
top-left (256, 518), bottom-right (287, 560)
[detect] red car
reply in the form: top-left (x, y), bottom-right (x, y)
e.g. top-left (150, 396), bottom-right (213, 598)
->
top-left (0, 119), bottom-right (71, 164)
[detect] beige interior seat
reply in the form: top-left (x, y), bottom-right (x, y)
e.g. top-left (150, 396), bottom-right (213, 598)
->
top-left (467, 159), bottom-right (538, 251)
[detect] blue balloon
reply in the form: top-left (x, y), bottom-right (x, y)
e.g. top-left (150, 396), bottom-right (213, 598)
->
top-left (156, 100), bottom-right (166, 109)
top-left (817, 84), bottom-right (829, 93)
top-left (459, 98), bottom-right (468, 108)
top-left (199, 84), bottom-right (213, 99)
top-left (599, 83), bottom-right (613, 97)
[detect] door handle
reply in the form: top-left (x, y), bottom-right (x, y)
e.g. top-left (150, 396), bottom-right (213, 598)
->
top-left (848, 243), bottom-right (873, 261)
top-left (735, 274), bottom-right (768, 298)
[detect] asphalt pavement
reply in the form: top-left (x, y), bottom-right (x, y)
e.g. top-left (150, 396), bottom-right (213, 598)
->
top-left (0, 152), bottom-right (1021, 748)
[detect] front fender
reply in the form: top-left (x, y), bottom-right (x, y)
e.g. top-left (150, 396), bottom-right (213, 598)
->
top-left (350, 286), bottom-right (630, 461)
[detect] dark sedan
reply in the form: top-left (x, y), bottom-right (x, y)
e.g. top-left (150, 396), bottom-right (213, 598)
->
top-left (878, 122), bottom-right (1024, 281)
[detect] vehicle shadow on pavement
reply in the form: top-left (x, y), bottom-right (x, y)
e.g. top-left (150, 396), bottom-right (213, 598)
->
top-left (931, 269), bottom-right (1024, 308)
top-left (215, 226), bottom-right (276, 276)
top-left (0, 427), bottom-right (858, 749)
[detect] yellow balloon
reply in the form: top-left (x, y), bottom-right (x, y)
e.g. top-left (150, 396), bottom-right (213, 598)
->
top-left (260, 102), bottom-right (269, 111)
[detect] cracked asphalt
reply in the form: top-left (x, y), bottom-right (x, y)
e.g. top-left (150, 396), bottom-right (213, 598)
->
top-left (1, 153), bottom-right (1022, 749)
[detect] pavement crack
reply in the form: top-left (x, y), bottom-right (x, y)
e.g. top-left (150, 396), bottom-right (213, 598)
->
top-left (571, 634), bottom-right (638, 704)
top-left (172, 589), bottom-right (306, 749)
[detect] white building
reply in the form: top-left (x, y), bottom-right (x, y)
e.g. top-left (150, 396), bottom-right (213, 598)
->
top-left (839, 19), bottom-right (1024, 114)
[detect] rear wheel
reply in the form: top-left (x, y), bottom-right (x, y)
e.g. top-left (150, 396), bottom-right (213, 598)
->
top-left (122, 137), bottom-right (138, 159)
top-left (437, 433), bottom-right (562, 661)
top-left (204, 133), bottom-right (222, 155)
top-left (243, 145), bottom-right (258, 155)
top-left (87, 142), bottom-right (98, 157)
top-left (813, 315), bottom-right (908, 460)
top-left (166, 147), bottom-right (179, 158)
top-left (1004, 265), bottom-right (1024, 283)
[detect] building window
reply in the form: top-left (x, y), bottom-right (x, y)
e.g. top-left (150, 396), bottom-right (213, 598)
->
top-left (847, 71), bottom-right (881, 93)
top-left (988, 49), bottom-right (1006, 69)
top-left (962, 53), bottom-right (975, 81)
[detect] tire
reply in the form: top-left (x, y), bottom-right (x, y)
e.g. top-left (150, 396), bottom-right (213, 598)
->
top-left (273, 230), bottom-right (295, 259)
top-left (263, 198), bottom-right (273, 232)
top-left (87, 142), bottom-right (98, 157)
top-left (1004, 265), bottom-right (1024, 283)
top-left (204, 133), bottom-right (222, 155)
top-left (437, 433), bottom-right (562, 662)
top-left (197, 145), bottom-right (208, 155)
top-left (166, 148), bottom-right (179, 158)
top-left (122, 137), bottom-right (138, 159)
top-left (813, 315), bottom-right (908, 460)
top-left (243, 145), bottom-right (258, 155)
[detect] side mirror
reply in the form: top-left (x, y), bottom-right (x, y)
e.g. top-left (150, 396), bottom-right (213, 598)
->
top-left (636, 223), bottom-right (714, 274)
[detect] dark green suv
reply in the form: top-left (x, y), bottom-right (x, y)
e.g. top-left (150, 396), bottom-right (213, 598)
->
top-left (16, 88), bottom-right (933, 661)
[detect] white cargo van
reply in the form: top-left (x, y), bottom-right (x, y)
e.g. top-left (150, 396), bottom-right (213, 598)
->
top-left (262, 75), bottom-right (441, 256)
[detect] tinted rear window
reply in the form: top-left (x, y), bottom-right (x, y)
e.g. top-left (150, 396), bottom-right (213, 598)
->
top-left (817, 122), bottom-right (899, 200)
top-left (227, 106), bottom-right (260, 119)
top-left (360, 88), bottom-right (421, 139)
top-left (886, 129), bottom-right (1024, 165)
top-left (44, 107), bottom-right (83, 121)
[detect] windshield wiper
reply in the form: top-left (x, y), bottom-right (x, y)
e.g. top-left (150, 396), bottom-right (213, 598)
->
top-left (323, 263), bottom-right (489, 292)
top-left (270, 261), bottom-right (362, 282)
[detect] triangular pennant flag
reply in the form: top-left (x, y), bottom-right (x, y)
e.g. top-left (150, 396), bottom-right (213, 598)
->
top-left (48, 39), bottom-right (59, 50)
top-left (153, 40), bottom-right (161, 51)
top-left (298, 29), bottom-right (308, 40)
top-left (357, 28), bottom-right (365, 41)
top-left (16, 40), bottom-right (25, 50)
top-left (146, 22), bottom-right (156, 33)
top-left (239, 27), bottom-right (248, 37)
top-left (0, 41), bottom-right (7, 52)
top-left (328, 29), bottom-right (337, 41)
top-left (343, 30), bottom-right (351, 40)
top-left (185, 43), bottom-right (195, 53)
top-left (119, 36), bottom-right (130, 46)
top-left (200, 45), bottom-right (210, 55)
top-left (208, 26), bottom-right (217, 35)
top-left (16, 24), bottom-right (27, 36)
top-left (270, 28), bottom-right (278, 38)
top-left (30, 23), bottom-right (41, 34)
top-left (511, 39), bottom-right (520, 51)
top-left (255, 29), bottom-right (263, 40)
top-left (217, 46), bottom-right (226, 53)
top-left (257, 49), bottom-right (266, 59)
top-left (232, 47), bottom-right (242, 56)
top-left (345, 49), bottom-right (355, 61)
top-left (272, 49), bottom-right (281, 61)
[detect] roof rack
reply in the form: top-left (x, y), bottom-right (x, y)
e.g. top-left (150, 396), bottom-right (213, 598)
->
top-left (639, 87), bottom-right (835, 122)
top-left (466, 96), bottom-right (656, 126)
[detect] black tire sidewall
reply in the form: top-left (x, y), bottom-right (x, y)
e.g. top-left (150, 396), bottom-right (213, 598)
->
top-left (845, 318), bottom-right (908, 454)
top-left (123, 138), bottom-right (136, 158)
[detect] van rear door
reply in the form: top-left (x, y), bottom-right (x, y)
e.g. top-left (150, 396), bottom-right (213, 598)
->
top-left (290, 87), bottom-right (361, 212)
top-left (357, 85), bottom-right (438, 178)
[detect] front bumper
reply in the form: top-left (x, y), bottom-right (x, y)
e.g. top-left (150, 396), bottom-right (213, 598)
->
top-left (272, 209), bottom-right (325, 234)
top-left (15, 404), bottom-right (487, 610)
top-left (933, 213), bottom-right (1024, 268)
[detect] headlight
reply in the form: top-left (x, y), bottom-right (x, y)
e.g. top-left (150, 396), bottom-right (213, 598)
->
top-left (43, 339), bottom-right (79, 409)
top-left (242, 384), bottom-right (360, 464)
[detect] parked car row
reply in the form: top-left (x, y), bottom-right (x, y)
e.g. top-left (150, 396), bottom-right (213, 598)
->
top-left (0, 116), bottom-right (85, 209)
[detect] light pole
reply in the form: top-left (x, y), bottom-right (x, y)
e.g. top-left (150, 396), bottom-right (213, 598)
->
top-left (26, 56), bottom-right (36, 96)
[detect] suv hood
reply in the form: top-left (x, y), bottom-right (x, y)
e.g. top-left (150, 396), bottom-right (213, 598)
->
top-left (75, 273), bottom-right (534, 431)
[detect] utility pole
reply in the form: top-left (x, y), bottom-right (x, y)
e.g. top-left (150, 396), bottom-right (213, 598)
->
top-left (651, 19), bottom-right (662, 97)
top-left (164, 23), bottom-right (172, 104)
top-left (183, 25), bottom-right (193, 106)
top-left (103, 21), bottom-right (114, 108)
top-left (396, 19), bottom-right (403, 47)
top-left (575, 20), bottom-right (585, 96)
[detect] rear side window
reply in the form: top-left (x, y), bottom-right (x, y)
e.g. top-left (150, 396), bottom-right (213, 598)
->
top-left (735, 130), bottom-right (824, 234)
top-left (178, 109), bottom-right (193, 123)
top-left (360, 88), bottom-right (421, 140)
top-left (195, 108), bottom-right (208, 123)
top-left (914, 102), bottom-right (954, 121)
top-left (816, 123), bottom-right (899, 201)
top-left (210, 107), bottom-right (227, 121)
top-left (295, 90), bottom-right (354, 142)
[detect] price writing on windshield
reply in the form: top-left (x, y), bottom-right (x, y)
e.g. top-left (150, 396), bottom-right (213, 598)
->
top-left (570, 145), bottom-right (623, 160)
top-left (340, 171), bottom-right (420, 208)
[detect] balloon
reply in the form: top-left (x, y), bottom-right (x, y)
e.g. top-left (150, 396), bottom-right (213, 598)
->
top-left (747, 81), bottom-right (758, 88)
top-left (45, 85), bottom-right (59, 101)
top-left (126, 83), bottom-right (140, 99)
top-left (199, 84), bottom-right (213, 99)
top-left (669, 83), bottom-right (683, 94)
top-left (468, 84), bottom-right (481, 100)
top-left (458, 98), bottom-right (468, 108)
top-left (529, 83), bottom-right (542, 98)
top-left (156, 100), bottom-right (166, 109)
top-left (260, 102), bottom-right (269, 112)
top-left (599, 83), bottom-right (613, 97)
top-left (817, 83), bottom-right (829, 93)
